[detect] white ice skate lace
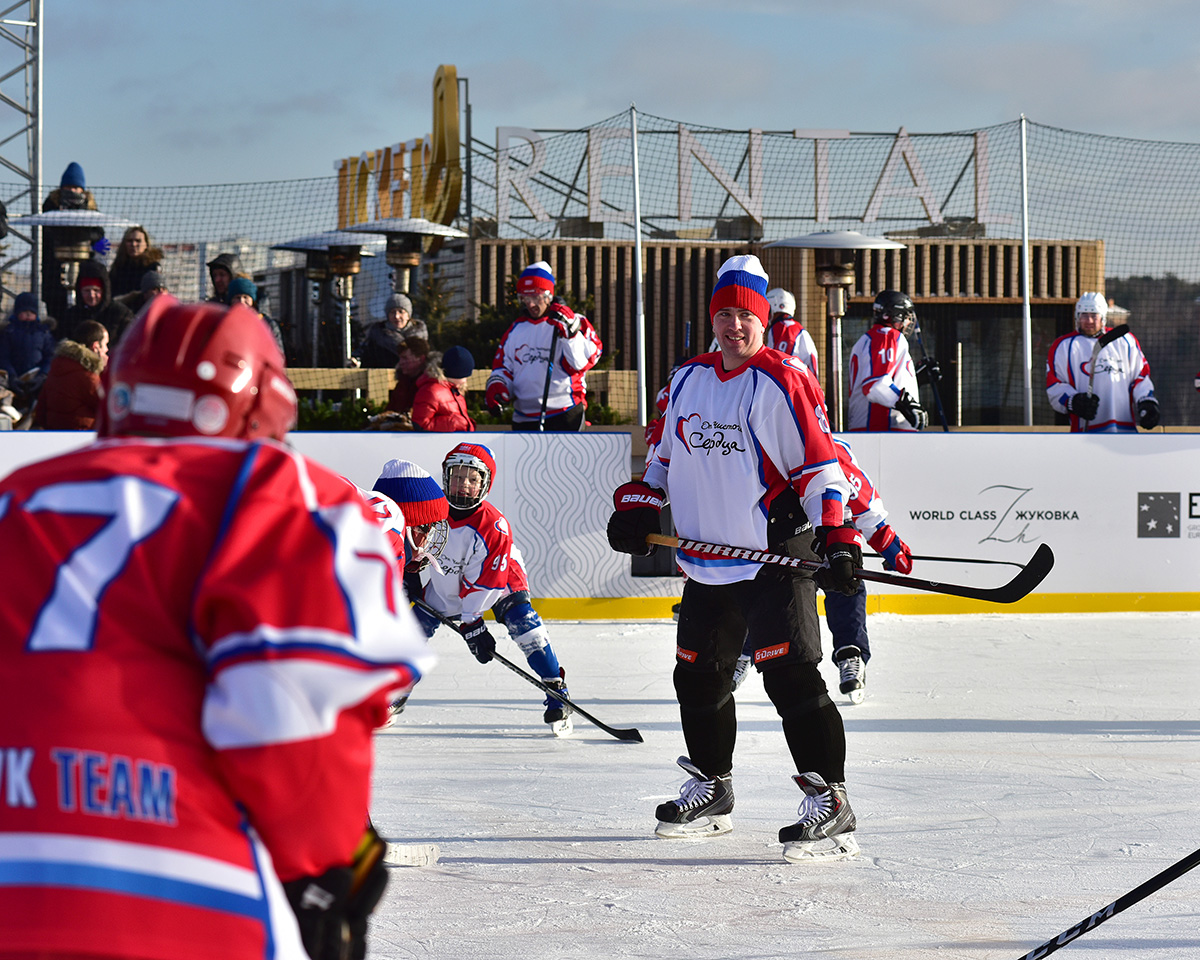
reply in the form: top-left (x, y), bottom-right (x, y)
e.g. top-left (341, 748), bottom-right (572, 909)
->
top-left (795, 787), bottom-right (833, 825)
top-left (676, 776), bottom-right (716, 810)
top-left (838, 657), bottom-right (863, 684)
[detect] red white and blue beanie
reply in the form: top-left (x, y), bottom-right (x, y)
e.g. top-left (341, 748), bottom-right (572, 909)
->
top-left (372, 459), bottom-right (449, 526)
top-left (709, 254), bottom-right (770, 326)
top-left (517, 260), bottom-right (555, 297)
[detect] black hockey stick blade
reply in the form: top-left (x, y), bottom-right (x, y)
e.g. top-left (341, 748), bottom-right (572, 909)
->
top-left (1015, 845), bottom-right (1200, 960)
top-left (647, 535), bottom-right (1055, 605)
top-left (411, 598), bottom-right (643, 742)
top-left (1097, 322), bottom-right (1131, 348)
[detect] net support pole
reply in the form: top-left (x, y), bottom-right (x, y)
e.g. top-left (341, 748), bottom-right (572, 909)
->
top-left (630, 104), bottom-right (647, 426)
top-left (1019, 114), bottom-right (1034, 426)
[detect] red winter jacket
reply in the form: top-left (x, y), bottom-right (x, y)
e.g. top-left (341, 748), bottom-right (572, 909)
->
top-left (34, 339), bottom-right (103, 429)
top-left (412, 373), bottom-right (475, 432)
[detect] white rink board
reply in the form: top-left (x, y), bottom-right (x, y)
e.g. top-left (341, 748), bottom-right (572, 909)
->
top-left (5, 431), bottom-right (1200, 601)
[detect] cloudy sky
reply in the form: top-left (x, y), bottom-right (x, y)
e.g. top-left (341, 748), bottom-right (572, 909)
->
top-left (29, 0), bottom-right (1200, 188)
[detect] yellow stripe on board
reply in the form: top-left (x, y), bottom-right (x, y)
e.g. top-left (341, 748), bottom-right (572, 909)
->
top-left (529, 593), bottom-right (1200, 620)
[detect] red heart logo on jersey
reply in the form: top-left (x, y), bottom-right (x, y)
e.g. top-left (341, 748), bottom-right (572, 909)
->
top-left (675, 412), bottom-right (702, 453)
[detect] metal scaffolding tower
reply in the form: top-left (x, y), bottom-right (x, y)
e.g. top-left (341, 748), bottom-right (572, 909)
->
top-left (0, 0), bottom-right (41, 303)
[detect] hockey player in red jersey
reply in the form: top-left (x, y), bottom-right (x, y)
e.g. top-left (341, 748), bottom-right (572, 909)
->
top-left (0, 299), bottom-right (434, 960)
top-left (847, 290), bottom-right (928, 432)
top-left (607, 254), bottom-right (860, 861)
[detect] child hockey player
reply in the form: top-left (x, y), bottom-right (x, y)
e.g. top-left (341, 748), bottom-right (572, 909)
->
top-left (409, 441), bottom-right (574, 735)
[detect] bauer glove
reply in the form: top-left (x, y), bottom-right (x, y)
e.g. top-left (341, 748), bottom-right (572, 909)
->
top-left (1137, 398), bottom-right (1160, 430)
top-left (1069, 392), bottom-right (1100, 421)
top-left (460, 618), bottom-right (496, 663)
top-left (547, 303), bottom-right (581, 339)
top-left (607, 481), bottom-right (664, 556)
top-left (484, 380), bottom-right (510, 415)
top-left (894, 390), bottom-right (928, 430)
top-left (813, 523), bottom-right (863, 596)
top-left (915, 357), bottom-right (942, 385)
top-left (867, 524), bottom-right (913, 574)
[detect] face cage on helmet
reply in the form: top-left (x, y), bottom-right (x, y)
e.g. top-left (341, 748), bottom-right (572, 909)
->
top-left (407, 518), bottom-right (449, 563)
top-left (443, 460), bottom-right (491, 510)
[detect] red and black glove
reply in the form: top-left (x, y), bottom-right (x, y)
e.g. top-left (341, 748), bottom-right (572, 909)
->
top-left (547, 303), bottom-right (581, 339)
top-left (607, 481), bottom-right (664, 556)
top-left (484, 380), bottom-right (510, 414)
top-left (867, 524), bottom-right (913, 574)
top-left (813, 523), bottom-right (863, 596)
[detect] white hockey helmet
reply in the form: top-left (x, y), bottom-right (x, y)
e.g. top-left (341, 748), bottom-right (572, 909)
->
top-left (766, 288), bottom-right (796, 318)
top-left (442, 442), bottom-right (496, 511)
top-left (1075, 292), bottom-right (1108, 328)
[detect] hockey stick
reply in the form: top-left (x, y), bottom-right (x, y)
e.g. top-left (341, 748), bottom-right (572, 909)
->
top-left (911, 318), bottom-right (950, 432)
top-left (645, 534), bottom-right (1054, 604)
top-left (411, 598), bottom-right (643, 742)
top-left (538, 321), bottom-right (561, 431)
top-left (868, 552), bottom-right (1025, 569)
top-left (1087, 323), bottom-right (1130, 396)
top-left (1015, 845), bottom-right (1200, 960)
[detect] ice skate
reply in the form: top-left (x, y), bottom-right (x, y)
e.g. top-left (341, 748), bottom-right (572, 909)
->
top-left (542, 674), bottom-right (573, 736)
top-left (731, 653), bottom-right (753, 692)
top-left (779, 772), bottom-right (859, 862)
top-left (383, 695), bottom-right (408, 728)
top-left (835, 646), bottom-right (866, 704)
top-left (654, 756), bottom-right (734, 838)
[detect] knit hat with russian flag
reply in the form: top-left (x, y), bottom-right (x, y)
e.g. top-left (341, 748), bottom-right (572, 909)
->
top-left (709, 254), bottom-right (770, 326)
top-left (372, 459), bottom-right (449, 526)
top-left (517, 260), bottom-right (555, 297)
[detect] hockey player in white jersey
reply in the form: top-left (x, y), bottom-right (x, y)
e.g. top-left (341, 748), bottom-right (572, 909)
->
top-left (608, 254), bottom-right (860, 861)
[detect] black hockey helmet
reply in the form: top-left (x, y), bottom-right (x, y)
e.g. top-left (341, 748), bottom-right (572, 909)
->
top-left (873, 290), bottom-right (916, 331)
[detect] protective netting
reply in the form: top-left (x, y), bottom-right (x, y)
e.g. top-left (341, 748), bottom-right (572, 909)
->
top-left (4, 114), bottom-right (1200, 424)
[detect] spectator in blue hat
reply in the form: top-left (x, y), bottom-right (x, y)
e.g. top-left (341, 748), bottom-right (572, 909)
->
top-left (228, 276), bottom-right (285, 357)
top-left (41, 162), bottom-right (107, 325)
top-left (0, 292), bottom-right (57, 409)
top-left (412, 345), bottom-right (475, 432)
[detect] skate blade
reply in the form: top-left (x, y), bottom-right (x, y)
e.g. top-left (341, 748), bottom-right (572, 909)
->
top-left (846, 688), bottom-right (864, 705)
top-left (383, 843), bottom-right (441, 867)
top-left (655, 814), bottom-right (733, 839)
top-left (549, 716), bottom-right (574, 737)
top-left (781, 833), bottom-right (859, 863)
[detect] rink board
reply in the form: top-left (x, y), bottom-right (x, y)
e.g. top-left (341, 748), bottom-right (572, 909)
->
top-left (3, 430), bottom-right (1198, 615)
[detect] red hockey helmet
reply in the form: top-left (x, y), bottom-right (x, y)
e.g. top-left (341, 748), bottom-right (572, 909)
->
top-left (97, 297), bottom-right (297, 441)
top-left (442, 441), bottom-right (496, 510)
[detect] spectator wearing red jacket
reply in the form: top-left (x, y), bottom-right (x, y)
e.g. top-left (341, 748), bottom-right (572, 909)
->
top-left (34, 320), bottom-right (108, 429)
top-left (412, 345), bottom-right (476, 432)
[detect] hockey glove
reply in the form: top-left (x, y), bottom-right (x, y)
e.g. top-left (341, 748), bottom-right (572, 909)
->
top-left (915, 357), bottom-right (942, 385)
top-left (1068, 391), bottom-right (1100, 421)
top-left (460, 618), bottom-right (496, 663)
top-left (813, 524), bottom-right (863, 596)
top-left (1137, 398), bottom-right (1160, 430)
top-left (283, 827), bottom-right (388, 960)
top-left (607, 481), bottom-right (665, 556)
top-left (547, 303), bottom-right (582, 339)
top-left (484, 380), bottom-right (510, 415)
top-left (867, 524), bottom-right (913, 575)
top-left (894, 390), bottom-right (928, 430)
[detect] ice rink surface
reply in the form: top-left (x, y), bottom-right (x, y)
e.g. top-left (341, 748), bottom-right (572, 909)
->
top-left (369, 612), bottom-right (1200, 960)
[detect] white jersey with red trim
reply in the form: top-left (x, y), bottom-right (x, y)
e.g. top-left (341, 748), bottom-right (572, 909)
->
top-left (642, 348), bottom-right (851, 585)
top-left (422, 501), bottom-right (529, 621)
top-left (847, 324), bottom-right (920, 431)
top-left (0, 436), bottom-right (434, 960)
top-left (767, 315), bottom-right (819, 379)
top-left (1045, 329), bottom-right (1155, 433)
top-left (486, 311), bottom-right (603, 422)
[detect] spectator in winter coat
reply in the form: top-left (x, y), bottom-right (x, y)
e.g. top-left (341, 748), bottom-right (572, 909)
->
top-left (34, 319), bottom-right (108, 430)
top-left (112, 271), bottom-right (170, 343)
top-left (57, 260), bottom-right (133, 344)
top-left (0, 292), bottom-right (57, 404)
top-left (386, 337), bottom-right (431, 416)
top-left (108, 226), bottom-right (164, 298)
top-left (412, 346), bottom-right (476, 432)
top-left (205, 252), bottom-right (242, 303)
top-left (358, 293), bottom-right (429, 368)
top-left (41, 162), bottom-right (107, 324)
top-left (228, 276), bottom-right (285, 357)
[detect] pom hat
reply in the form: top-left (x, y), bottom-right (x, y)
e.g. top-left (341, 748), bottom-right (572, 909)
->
top-left (373, 459), bottom-right (449, 527)
top-left (710, 254), bottom-right (770, 326)
top-left (517, 261), bottom-right (555, 297)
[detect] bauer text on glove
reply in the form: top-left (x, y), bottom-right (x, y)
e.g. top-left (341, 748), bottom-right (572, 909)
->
top-left (607, 481), bottom-right (664, 556)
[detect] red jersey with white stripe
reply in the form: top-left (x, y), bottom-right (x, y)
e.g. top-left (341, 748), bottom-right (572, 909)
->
top-left (422, 501), bottom-right (528, 620)
top-left (486, 312), bottom-right (603, 422)
top-left (847, 324), bottom-right (920, 431)
top-left (0, 437), bottom-right (434, 960)
top-left (642, 348), bottom-right (850, 585)
top-left (767, 315), bottom-right (819, 379)
top-left (1045, 329), bottom-right (1155, 433)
